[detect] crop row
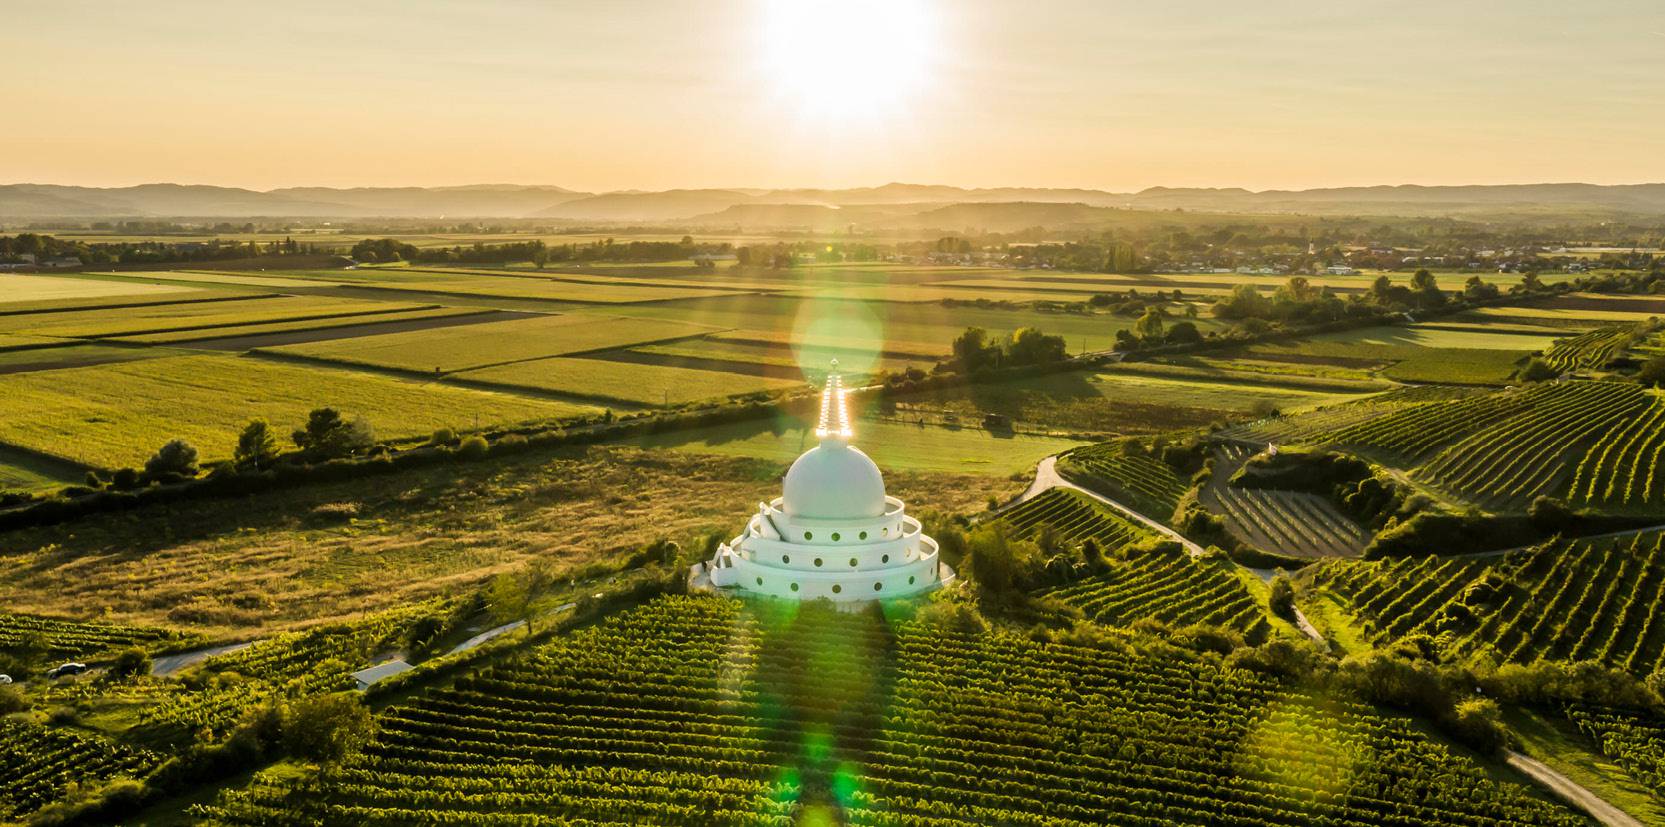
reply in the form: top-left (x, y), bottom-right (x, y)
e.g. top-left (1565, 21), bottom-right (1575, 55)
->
top-left (1562, 703), bottom-right (1665, 798)
top-left (1566, 393), bottom-right (1665, 509)
top-left (1056, 446), bottom-right (1188, 518)
top-left (1416, 380), bottom-right (1650, 509)
top-left (995, 488), bottom-right (1150, 550)
top-left (1542, 323), bottom-right (1642, 372)
top-left (1210, 486), bottom-right (1365, 558)
top-left (0, 611), bottom-right (188, 662)
top-left (1301, 531), bottom-right (1665, 674)
top-left (199, 595), bottom-right (1584, 826)
top-left (0, 719), bottom-right (160, 819)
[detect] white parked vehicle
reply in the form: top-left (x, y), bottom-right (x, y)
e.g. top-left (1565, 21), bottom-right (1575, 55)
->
top-left (46, 662), bottom-right (87, 679)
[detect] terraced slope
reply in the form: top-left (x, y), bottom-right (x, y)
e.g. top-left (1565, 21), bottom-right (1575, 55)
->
top-left (1056, 445), bottom-right (1189, 519)
top-left (0, 612), bottom-right (190, 661)
top-left (198, 595), bottom-right (1585, 826)
top-left (1299, 530), bottom-right (1665, 674)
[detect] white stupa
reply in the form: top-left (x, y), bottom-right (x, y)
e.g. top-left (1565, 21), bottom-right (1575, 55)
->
top-left (707, 362), bottom-right (946, 601)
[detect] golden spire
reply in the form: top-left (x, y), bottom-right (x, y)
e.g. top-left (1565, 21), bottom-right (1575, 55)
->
top-left (814, 358), bottom-right (852, 442)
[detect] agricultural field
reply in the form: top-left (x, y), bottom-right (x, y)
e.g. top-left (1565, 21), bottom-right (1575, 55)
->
top-left (0, 294), bottom-right (431, 339)
top-left (0, 445), bottom-right (1013, 635)
top-left (0, 720), bottom-right (163, 821)
top-left (0, 354), bottom-right (588, 469)
top-left (1208, 485), bottom-right (1368, 559)
top-left (624, 416), bottom-right (1084, 475)
top-left (0, 273), bottom-right (199, 304)
top-left (1225, 380), bottom-right (1665, 512)
top-left (1056, 443), bottom-right (1190, 519)
top-left (347, 273), bottom-right (755, 304)
top-left (1297, 530), bottom-right (1665, 675)
top-left (894, 367), bottom-right (1371, 435)
top-left (197, 594), bottom-right (1586, 826)
top-left (265, 313), bottom-right (719, 373)
top-left (456, 355), bottom-right (805, 407)
top-left (998, 489), bottom-right (1276, 638)
top-left (0, 612), bottom-right (192, 662)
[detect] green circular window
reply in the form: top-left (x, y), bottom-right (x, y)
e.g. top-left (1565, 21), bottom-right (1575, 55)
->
top-left (813, 558), bottom-right (823, 567)
top-left (804, 531), bottom-right (813, 541)
top-left (849, 557), bottom-right (858, 567)
top-left (755, 577), bottom-right (763, 586)
top-left (831, 532), bottom-right (841, 542)
top-left (782, 555), bottom-right (790, 564)
top-left (859, 531), bottom-right (868, 540)
top-left (908, 575), bottom-right (916, 585)
top-left (874, 582), bottom-right (883, 591)
top-left (790, 583), bottom-right (799, 592)
top-left (831, 584), bottom-right (842, 594)
top-left (881, 554), bottom-right (890, 563)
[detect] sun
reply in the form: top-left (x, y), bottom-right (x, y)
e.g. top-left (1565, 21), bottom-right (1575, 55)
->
top-left (758, 0), bottom-right (938, 121)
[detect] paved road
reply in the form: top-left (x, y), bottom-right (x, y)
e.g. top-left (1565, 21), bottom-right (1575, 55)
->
top-left (1011, 456), bottom-right (1206, 557)
top-left (1505, 750), bottom-right (1644, 827)
top-left (150, 642), bottom-right (255, 677)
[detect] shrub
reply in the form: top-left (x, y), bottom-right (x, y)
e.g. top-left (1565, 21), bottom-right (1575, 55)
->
top-left (0, 684), bottom-right (27, 714)
top-left (1268, 575), bottom-right (1295, 620)
top-left (144, 439), bottom-right (199, 479)
top-left (109, 646), bottom-right (151, 679)
top-left (234, 419), bottom-right (280, 467)
top-left (456, 435), bottom-right (489, 459)
top-left (427, 427), bottom-right (456, 447)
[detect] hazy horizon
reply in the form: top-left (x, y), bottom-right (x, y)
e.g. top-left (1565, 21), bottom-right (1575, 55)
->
top-left (7, 0), bottom-right (1665, 192)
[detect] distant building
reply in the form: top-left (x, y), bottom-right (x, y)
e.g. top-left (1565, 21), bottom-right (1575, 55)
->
top-left (691, 252), bottom-right (737, 265)
top-left (40, 257), bottom-right (81, 269)
top-left (1324, 265), bottom-right (1359, 276)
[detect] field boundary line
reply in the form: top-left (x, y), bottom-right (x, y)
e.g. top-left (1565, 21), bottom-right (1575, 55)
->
top-left (0, 291), bottom-right (285, 319)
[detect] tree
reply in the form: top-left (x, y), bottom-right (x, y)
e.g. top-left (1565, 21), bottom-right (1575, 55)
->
top-left (1518, 270), bottom-right (1544, 293)
top-left (282, 693), bottom-right (374, 764)
top-left (1519, 357), bottom-right (1558, 383)
top-left (1268, 575), bottom-right (1296, 620)
top-left (531, 248), bottom-right (550, 269)
top-left (951, 327), bottom-right (999, 372)
top-left (292, 408), bottom-right (370, 459)
top-left (1370, 274), bottom-right (1394, 304)
top-left (1212, 283), bottom-right (1270, 320)
top-left (1463, 275), bottom-right (1499, 300)
top-left (1410, 268), bottom-right (1445, 307)
top-left (1637, 356), bottom-right (1665, 388)
top-left (235, 419), bottom-right (279, 467)
top-left (1105, 241), bottom-right (1136, 273)
top-left (1166, 320), bottom-right (1202, 344)
top-left (1004, 327), bottom-right (1066, 365)
top-left (1133, 307), bottom-right (1166, 342)
top-left (488, 561), bottom-right (555, 632)
top-left (144, 439), bottom-right (199, 478)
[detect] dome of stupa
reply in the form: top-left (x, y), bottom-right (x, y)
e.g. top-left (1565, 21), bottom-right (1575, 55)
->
top-left (782, 440), bottom-right (886, 520)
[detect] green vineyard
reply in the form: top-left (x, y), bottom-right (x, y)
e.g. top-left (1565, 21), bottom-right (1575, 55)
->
top-left (1056, 445), bottom-right (1189, 518)
top-left (199, 595), bottom-right (1585, 826)
top-left (139, 603), bottom-right (439, 740)
top-left (1563, 703), bottom-right (1665, 799)
top-left (1227, 381), bottom-right (1665, 511)
top-left (1300, 530), bottom-right (1665, 674)
top-left (1208, 486), bottom-right (1367, 558)
top-left (0, 719), bottom-right (161, 820)
top-left (994, 487), bottom-right (1153, 549)
top-left (0, 611), bottom-right (190, 662)
top-left (1542, 323), bottom-right (1646, 372)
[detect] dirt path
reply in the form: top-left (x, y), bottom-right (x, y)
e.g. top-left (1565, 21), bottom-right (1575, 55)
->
top-left (1505, 750), bottom-right (1645, 827)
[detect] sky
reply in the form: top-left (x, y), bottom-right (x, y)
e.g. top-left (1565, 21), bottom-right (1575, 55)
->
top-left (5, 0), bottom-right (1664, 193)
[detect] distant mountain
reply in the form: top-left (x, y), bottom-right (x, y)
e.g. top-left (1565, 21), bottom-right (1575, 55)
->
top-left (0, 183), bottom-right (591, 219)
top-left (534, 189), bottom-right (758, 222)
top-left (3, 180), bottom-right (1665, 223)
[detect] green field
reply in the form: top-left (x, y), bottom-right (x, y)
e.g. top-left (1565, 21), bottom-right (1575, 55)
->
top-left (266, 313), bottom-right (719, 373)
top-left (624, 415), bottom-right (1084, 474)
top-left (457, 356), bottom-right (806, 406)
top-left (0, 354), bottom-right (593, 468)
top-left (0, 295), bottom-right (431, 339)
top-left (350, 273), bottom-right (754, 304)
top-left (0, 273), bottom-right (199, 304)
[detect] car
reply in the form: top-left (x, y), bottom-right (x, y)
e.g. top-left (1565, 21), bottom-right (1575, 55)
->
top-left (46, 662), bottom-right (87, 679)
top-left (0, 674), bottom-right (11, 684)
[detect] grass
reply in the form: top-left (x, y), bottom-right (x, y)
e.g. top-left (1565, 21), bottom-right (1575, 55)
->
top-left (586, 292), bottom-right (1179, 355)
top-left (0, 342), bottom-right (166, 370)
top-left (0, 446), bottom-right (1014, 636)
top-left (76, 270), bottom-right (337, 289)
top-left (622, 415), bottom-right (1084, 475)
top-left (0, 295), bottom-right (429, 338)
top-left (1504, 705), bottom-right (1665, 824)
top-left (632, 338), bottom-right (934, 378)
top-left (267, 313), bottom-right (718, 373)
top-left (454, 355), bottom-right (805, 406)
top-left (349, 274), bottom-right (752, 304)
top-left (0, 273), bottom-right (198, 304)
top-left (116, 306), bottom-right (478, 344)
top-left (1307, 324), bottom-right (1571, 351)
top-left (0, 354), bottom-right (591, 468)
